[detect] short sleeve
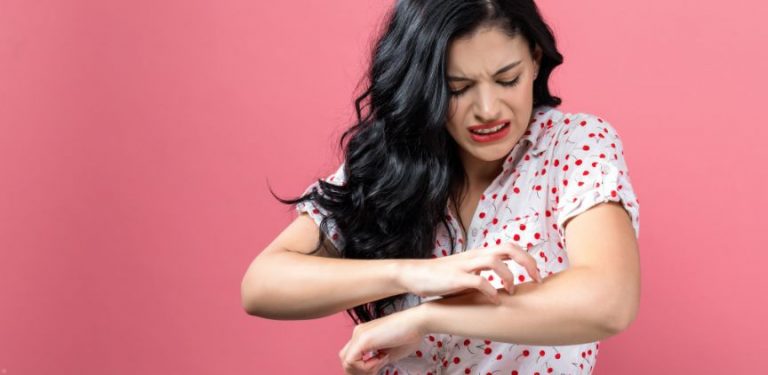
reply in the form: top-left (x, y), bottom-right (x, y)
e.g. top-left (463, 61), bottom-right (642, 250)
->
top-left (552, 115), bottom-right (640, 240)
top-left (295, 162), bottom-right (347, 251)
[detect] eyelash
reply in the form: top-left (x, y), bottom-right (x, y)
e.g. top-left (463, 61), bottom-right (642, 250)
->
top-left (450, 77), bottom-right (521, 97)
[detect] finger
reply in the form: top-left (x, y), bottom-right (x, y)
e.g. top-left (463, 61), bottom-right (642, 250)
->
top-left (489, 258), bottom-right (516, 294)
top-left (505, 243), bottom-right (543, 283)
top-left (464, 274), bottom-right (499, 304)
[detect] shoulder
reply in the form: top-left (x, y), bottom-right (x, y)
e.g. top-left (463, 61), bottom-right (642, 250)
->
top-left (549, 111), bottom-right (627, 158)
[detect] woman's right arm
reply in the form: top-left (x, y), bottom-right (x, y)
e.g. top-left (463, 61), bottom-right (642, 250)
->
top-left (240, 212), bottom-right (410, 320)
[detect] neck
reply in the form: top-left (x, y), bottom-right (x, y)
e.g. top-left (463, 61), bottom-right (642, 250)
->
top-left (459, 151), bottom-right (505, 192)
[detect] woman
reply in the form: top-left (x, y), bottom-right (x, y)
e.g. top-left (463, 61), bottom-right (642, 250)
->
top-left (241, 0), bottom-right (641, 374)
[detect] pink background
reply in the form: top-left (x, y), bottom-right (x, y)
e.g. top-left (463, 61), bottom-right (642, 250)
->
top-left (1, 0), bottom-right (765, 373)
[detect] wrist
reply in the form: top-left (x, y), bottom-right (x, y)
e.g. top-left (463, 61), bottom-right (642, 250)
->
top-left (392, 258), bottom-right (417, 295)
top-left (410, 301), bottom-right (433, 335)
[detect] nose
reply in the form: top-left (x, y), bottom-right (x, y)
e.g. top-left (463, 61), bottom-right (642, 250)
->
top-left (473, 83), bottom-right (502, 123)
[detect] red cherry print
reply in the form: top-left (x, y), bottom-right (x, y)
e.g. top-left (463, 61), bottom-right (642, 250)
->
top-left (582, 170), bottom-right (589, 176)
top-left (551, 187), bottom-right (557, 194)
top-left (580, 120), bottom-right (587, 126)
top-left (484, 347), bottom-right (492, 355)
top-left (429, 335), bottom-right (435, 342)
top-left (312, 208), bottom-right (320, 214)
top-left (492, 217), bottom-right (499, 225)
top-left (563, 164), bottom-right (569, 171)
top-left (535, 185), bottom-right (542, 191)
top-left (464, 339), bottom-right (471, 346)
top-left (502, 194), bottom-right (507, 201)
top-left (524, 154), bottom-right (530, 161)
top-left (564, 118), bottom-right (570, 124)
top-left (534, 232), bottom-right (541, 239)
top-left (545, 209), bottom-right (551, 217)
top-left (581, 351), bottom-right (586, 358)
top-left (464, 369), bottom-right (470, 375)
top-left (492, 193), bottom-right (497, 199)
top-left (541, 168), bottom-right (546, 175)
top-left (484, 339), bottom-right (492, 345)
top-left (442, 249), bottom-right (447, 256)
top-left (582, 145), bottom-right (590, 151)
top-left (513, 187), bottom-right (520, 194)
top-left (577, 181), bottom-right (584, 187)
top-left (453, 357), bottom-right (461, 364)
top-left (518, 275), bottom-right (525, 282)
top-left (513, 234), bottom-right (520, 241)
top-left (495, 239), bottom-right (501, 245)
top-left (563, 179), bottom-right (568, 186)
top-left (598, 118), bottom-right (604, 123)
top-left (512, 372), bottom-right (519, 375)
top-left (519, 223), bottom-right (526, 230)
top-left (332, 233), bottom-right (339, 240)
top-left (575, 159), bottom-right (582, 166)
top-left (437, 341), bottom-right (442, 348)
top-left (544, 159), bottom-right (549, 166)
top-left (483, 242), bottom-right (488, 247)
top-left (592, 161), bottom-right (598, 168)
top-left (565, 154), bottom-right (570, 160)
top-left (588, 133), bottom-right (595, 138)
top-left (481, 194), bottom-right (486, 200)
top-left (555, 353), bottom-right (561, 359)
top-left (539, 350), bottom-right (546, 356)
top-left (558, 256), bottom-right (563, 263)
top-left (496, 354), bottom-right (503, 360)
top-left (599, 153), bottom-right (606, 158)
top-left (547, 368), bottom-right (553, 373)
top-left (611, 190), bottom-right (618, 198)
top-left (553, 159), bottom-right (559, 167)
top-left (479, 212), bottom-right (486, 219)
top-left (523, 350), bottom-right (530, 356)
top-left (416, 350), bottom-right (423, 357)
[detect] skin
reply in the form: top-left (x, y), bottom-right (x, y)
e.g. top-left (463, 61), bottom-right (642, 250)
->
top-left (337, 26), bottom-right (640, 374)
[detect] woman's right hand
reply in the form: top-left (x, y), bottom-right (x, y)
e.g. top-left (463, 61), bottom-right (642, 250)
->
top-left (397, 242), bottom-right (543, 304)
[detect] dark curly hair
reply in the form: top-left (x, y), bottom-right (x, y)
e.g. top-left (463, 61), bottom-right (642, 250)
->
top-left (272, 0), bottom-right (563, 324)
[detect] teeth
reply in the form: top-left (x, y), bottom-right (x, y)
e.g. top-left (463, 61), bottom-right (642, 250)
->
top-left (471, 123), bottom-right (506, 134)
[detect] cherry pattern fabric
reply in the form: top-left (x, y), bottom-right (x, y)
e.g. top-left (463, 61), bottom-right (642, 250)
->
top-left (295, 105), bottom-right (640, 375)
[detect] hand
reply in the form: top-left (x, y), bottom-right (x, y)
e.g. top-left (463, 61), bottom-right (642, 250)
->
top-left (338, 307), bottom-right (425, 375)
top-left (398, 242), bottom-right (542, 304)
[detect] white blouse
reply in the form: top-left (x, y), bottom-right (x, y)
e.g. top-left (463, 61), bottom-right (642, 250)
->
top-left (295, 104), bottom-right (640, 375)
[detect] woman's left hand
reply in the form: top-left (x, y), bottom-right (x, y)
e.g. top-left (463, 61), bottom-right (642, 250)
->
top-left (338, 306), bottom-right (426, 375)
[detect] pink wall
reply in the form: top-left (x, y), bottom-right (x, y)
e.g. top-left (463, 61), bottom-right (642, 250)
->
top-left (0, 0), bottom-right (765, 373)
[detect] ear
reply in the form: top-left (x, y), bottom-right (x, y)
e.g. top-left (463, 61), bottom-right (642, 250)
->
top-left (532, 44), bottom-right (542, 68)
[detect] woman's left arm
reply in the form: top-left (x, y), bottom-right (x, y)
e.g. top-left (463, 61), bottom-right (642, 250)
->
top-left (339, 202), bottom-right (640, 370)
top-left (412, 200), bottom-right (641, 346)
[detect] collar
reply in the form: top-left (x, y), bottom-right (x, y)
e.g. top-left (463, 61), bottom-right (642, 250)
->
top-left (501, 105), bottom-right (556, 172)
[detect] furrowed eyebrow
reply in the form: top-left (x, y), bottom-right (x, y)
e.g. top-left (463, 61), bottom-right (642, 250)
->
top-left (447, 60), bottom-right (522, 82)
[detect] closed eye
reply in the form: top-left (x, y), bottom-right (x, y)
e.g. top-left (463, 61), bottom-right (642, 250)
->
top-left (450, 76), bottom-right (521, 97)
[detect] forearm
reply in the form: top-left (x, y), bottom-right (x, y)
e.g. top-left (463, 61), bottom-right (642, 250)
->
top-left (416, 266), bottom-right (626, 346)
top-left (242, 250), bottom-right (408, 320)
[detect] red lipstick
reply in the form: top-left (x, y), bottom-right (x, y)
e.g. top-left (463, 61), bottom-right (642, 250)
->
top-left (467, 119), bottom-right (511, 143)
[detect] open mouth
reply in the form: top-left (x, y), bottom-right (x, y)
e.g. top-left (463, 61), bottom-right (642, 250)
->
top-left (469, 122), bottom-right (510, 135)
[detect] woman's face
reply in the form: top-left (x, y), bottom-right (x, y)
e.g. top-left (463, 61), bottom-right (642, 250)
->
top-left (445, 26), bottom-right (542, 172)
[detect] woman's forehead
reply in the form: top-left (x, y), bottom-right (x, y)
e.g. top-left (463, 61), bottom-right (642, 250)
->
top-left (446, 28), bottom-right (529, 75)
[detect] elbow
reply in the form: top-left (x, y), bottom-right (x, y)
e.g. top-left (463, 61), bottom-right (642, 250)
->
top-left (596, 290), bottom-right (639, 335)
top-left (241, 274), bottom-right (264, 316)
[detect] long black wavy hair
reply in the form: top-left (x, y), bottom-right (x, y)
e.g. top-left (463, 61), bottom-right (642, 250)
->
top-left (273, 0), bottom-right (563, 324)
